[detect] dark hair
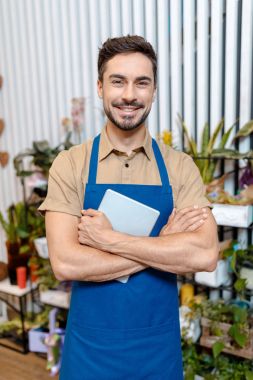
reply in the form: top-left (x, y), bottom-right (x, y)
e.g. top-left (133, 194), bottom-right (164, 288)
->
top-left (98, 35), bottom-right (157, 85)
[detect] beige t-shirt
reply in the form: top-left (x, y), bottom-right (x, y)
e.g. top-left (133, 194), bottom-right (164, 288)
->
top-left (39, 127), bottom-right (210, 217)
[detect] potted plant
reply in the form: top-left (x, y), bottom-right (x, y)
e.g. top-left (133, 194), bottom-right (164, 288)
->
top-left (223, 242), bottom-right (253, 293)
top-left (177, 116), bottom-right (253, 185)
top-left (0, 202), bottom-right (45, 284)
top-left (199, 300), bottom-right (253, 360)
top-left (13, 133), bottom-right (73, 180)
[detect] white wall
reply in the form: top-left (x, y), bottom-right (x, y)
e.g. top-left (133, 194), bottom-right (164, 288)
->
top-left (0, 0), bottom-right (252, 261)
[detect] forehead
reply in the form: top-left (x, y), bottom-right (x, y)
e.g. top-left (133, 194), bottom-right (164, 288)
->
top-left (103, 52), bottom-right (153, 80)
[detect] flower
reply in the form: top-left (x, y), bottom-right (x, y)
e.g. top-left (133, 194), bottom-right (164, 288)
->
top-left (161, 130), bottom-right (173, 146)
top-left (71, 97), bottom-right (85, 133)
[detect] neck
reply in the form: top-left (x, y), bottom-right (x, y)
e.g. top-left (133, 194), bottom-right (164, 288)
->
top-left (106, 123), bottom-right (146, 155)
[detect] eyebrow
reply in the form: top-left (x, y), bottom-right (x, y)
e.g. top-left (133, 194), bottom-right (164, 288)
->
top-left (109, 74), bottom-right (152, 82)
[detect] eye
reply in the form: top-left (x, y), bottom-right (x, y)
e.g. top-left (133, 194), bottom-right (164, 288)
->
top-left (111, 79), bottom-right (124, 86)
top-left (137, 81), bottom-right (149, 87)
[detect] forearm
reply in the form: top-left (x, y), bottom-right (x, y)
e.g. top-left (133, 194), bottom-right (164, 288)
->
top-left (45, 211), bottom-right (146, 282)
top-left (99, 225), bottom-right (219, 275)
top-left (49, 241), bottom-right (146, 282)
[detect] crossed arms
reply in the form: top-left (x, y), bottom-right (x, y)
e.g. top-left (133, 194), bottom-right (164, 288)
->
top-left (46, 206), bottom-right (219, 282)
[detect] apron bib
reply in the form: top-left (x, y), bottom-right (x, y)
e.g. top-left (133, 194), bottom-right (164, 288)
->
top-left (60, 135), bottom-right (183, 380)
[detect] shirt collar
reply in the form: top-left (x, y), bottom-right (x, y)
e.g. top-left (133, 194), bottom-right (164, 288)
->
top-left (98, 126), bottom-right (153, 161)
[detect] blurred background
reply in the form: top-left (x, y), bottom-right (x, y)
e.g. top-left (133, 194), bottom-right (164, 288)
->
top-left (0, 0), bottom-right (252, 378)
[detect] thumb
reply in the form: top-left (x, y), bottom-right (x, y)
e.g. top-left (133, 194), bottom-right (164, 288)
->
top-left (81, 209), bottom-right (101, 217)
top-left (167, 208), bottom-right (176, 222)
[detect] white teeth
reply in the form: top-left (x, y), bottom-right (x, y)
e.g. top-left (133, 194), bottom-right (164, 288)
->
top-left (119, 107), bottom-right (137, 112)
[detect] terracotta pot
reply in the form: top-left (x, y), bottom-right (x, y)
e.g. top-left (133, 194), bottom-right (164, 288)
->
top-left (30, 262), bottom-right (39, 283)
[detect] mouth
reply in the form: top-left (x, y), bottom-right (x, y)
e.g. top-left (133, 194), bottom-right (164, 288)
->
top-left (114, 104), bottom-right (143, 117)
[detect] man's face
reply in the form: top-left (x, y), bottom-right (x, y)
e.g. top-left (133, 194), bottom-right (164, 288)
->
top-left (97, 52), bottom-right (156, 131)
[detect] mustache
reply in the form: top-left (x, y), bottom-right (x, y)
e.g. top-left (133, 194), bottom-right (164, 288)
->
top-left (112, 101), bottom-right (144, 108)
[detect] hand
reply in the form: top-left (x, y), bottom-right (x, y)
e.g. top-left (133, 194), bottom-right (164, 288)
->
top-left (159, 206), bottom-right (208, 236)
top-left (78, 209), bottom-right (113, 249)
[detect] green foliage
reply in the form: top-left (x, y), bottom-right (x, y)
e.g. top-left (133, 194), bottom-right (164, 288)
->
top-left (0, 306), bottom-right (67, 336)
top-left (13, 132), bottom-right (73, 178)
top-left (33, 257), bottom-right (60, 291)
top-left (0, 202), bottom-right (45, 250)
top-left (177, 115), bottom-right (253, 184)
top-left (212, 341), bottom-right (225, 359)
top-left (233, 120), bottom-right (253, 140)
top-left (182, 340), bottom-right (253, 379)
top-left (223, 243), bottom-right (253, 295)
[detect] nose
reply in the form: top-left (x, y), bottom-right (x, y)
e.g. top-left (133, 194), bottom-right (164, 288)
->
top-left (122, 83), bottom-right (137, 103)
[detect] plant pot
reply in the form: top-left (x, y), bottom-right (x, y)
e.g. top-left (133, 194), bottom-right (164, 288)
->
top-left (28, 327), bottom-right (65, 353)
top-left (212, 204), bottom-right (253, 228)
top-left (179, 306), bottom-right (201, 343)
top-left (34, 237), bottom-right (48, 259)
top-left (200, 317), bottom-right (253, 359)
top-left (195, 260), bottom-right (231, 287)
top-left (7, 251), bottom-right (31, 285)
top-left (5, 241), bottom-right (20, 256)
top-left (240, 265), bottom-right (253, 290)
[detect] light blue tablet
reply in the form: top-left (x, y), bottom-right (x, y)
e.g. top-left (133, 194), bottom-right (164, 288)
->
top-left (98, 189), bottom-right (160, 236)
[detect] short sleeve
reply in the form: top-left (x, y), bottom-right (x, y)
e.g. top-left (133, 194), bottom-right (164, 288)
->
top-left (175, 155), bottom-right (211, 210)
top-left (38, 150), bottom-right (82, 217)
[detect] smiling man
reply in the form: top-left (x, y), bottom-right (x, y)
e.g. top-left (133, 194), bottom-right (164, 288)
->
top-left (39, 35), bottom-right (219, 380)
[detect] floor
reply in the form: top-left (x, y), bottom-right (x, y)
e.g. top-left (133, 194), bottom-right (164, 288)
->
top-left (0, 342), bottom-right (58, 380)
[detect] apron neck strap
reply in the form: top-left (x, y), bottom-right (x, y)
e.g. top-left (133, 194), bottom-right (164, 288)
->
top-left (87, 134), bottom-right (100, 184)
top-left (151, 139), bottom-right (171, 188)
top-left (87, 134), bottom-right (171, 188)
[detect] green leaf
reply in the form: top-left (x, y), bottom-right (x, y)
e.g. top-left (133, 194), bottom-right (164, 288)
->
top-left (203, 160), bottom-right (217, 184)
top-left (212, 341), bottom-right (225, 358)
top-left (16, 228), bottom-right (29, 239)
top-left (234, 278), bottom-right (247, 293)
top-left (228, 324), bottom-right (248, 348)
top-left (177, 114), bottom-right (198, 156)
top-left (223, 248), bottom-right (234, 258)
top-left (233, 120), bottom-right (253, 140)
top-left (218, 122), bottom-right (237, 148)
top-left (232, 306), bottom-right (247, 324)
top-left (246, 371), bottom-right (253, 380)
top-left (201, 122), bottom-right (210, 155)
top-left (19, 245), bottom-right (30, 254)
top-left (212, 148), bottom-right (248, 159)
top-left (207, 119), bottom-right (224, 154)
top-left (230, 251), bottom-right (237, 273)
top-left (33, 140), bottom-right (50, 153)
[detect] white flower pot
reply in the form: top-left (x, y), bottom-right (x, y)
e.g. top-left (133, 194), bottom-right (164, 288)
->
top-left (179, 306), bottom-right (201, 343)
top-left (34, 237), bottom-right (49, 259)
top-left (212, 204), bottom-right (253, 228)
top-left (240, 266), bottom-right (253, 290)
top-left (195, 259), bottom-right (231, 288)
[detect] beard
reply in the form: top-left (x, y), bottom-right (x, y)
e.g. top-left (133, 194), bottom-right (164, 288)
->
top-left (104, 101), bottom-right (151, 131)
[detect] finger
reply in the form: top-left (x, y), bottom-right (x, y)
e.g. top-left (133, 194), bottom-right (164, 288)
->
top-left (80, 215), bottom-right (93, 224)
top-left (186, 219), bottom-right (205, 232)
top-left (81, 209), bottom-right (102, 217)
top-left (173, 207), bottom-right (197, 222)
top-left (181, 213), bottom-right (208, 230)
top-left (167, 208), bottom-right (176, 223)
top-left (175, 207), bottom-right (207, 221)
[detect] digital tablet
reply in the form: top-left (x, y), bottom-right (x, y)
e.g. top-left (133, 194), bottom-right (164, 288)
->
top-left (98, 189), bottom-right (160, 236)
top-left (98, 189), bottom-right (160, 284)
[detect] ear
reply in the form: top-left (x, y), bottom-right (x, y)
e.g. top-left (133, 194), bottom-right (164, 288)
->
top-left (97, 80), bottom-right (103, 98)
top-left (152, 89), bottom-right (157, 102)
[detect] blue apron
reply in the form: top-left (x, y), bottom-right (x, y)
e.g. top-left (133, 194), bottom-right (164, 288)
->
top-left (60, 134), bottom-right (183, 380)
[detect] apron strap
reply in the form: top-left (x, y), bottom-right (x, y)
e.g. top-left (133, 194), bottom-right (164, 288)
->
top-left (87, 134), bottom-right (100, 184)
top-left (87, 134), bottom-right (171, 189)
top-left (152, 139), bottom-right (171, 188)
